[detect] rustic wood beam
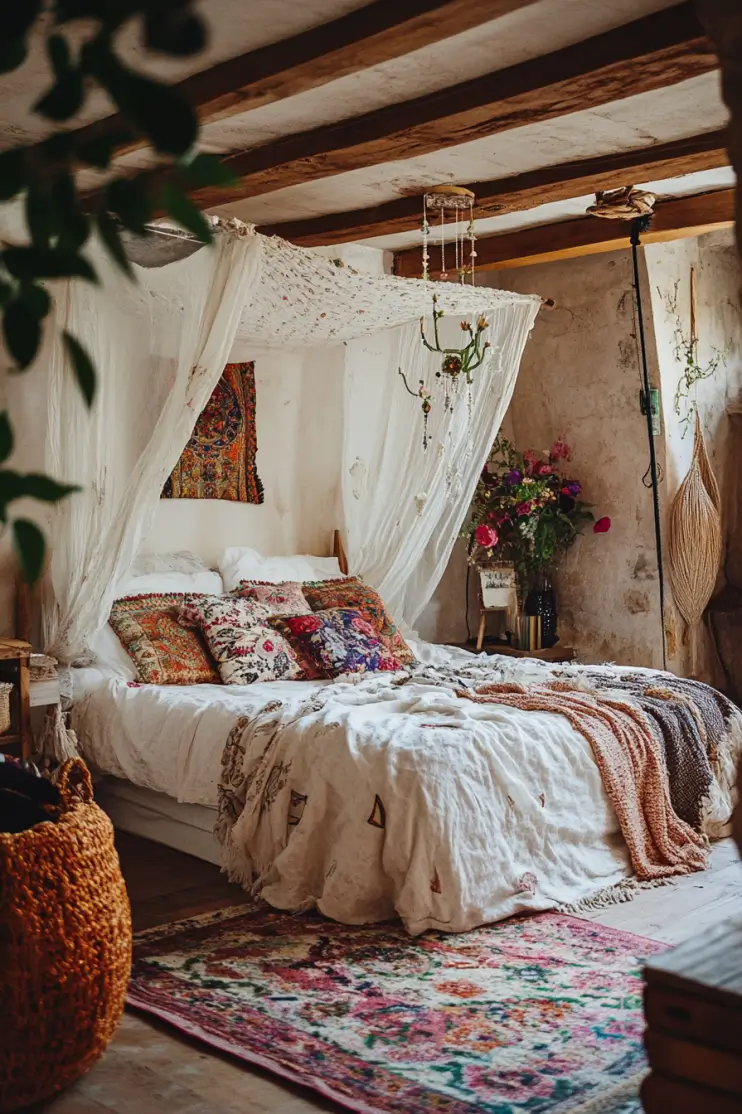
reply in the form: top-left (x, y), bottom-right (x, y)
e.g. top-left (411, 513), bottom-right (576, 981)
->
top-left (59, 0), bottom-right (540, 163)
top-left (393, 188), bottom-right (736, 274)
top-left (188, 2), bottom-right (716, 210)
top-left (261, 131), bottom-right (730, 246)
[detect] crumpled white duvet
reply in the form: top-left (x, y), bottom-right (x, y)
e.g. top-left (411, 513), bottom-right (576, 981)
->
top-left (71, 643), bottom-right (734, 936)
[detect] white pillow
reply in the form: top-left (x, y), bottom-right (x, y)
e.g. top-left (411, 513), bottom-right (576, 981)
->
top-left (219, 547), bottom-right (345, 592)
top-left (114, 569), bottom-right (224, 597)
top-left (88, 624), bottom-right (137, 681)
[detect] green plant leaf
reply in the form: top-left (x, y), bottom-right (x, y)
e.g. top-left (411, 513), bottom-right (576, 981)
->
top-left (50, 173), bottom-right (89, 251)
top-left (106, 177), bottom-right (154, 235)
top-left (0, 0), bottom-right (43, 42)
top-left (97, 211), bottom-right (133, 277)
top-left (0, 412), bottom-right (13, 464)
top-left (34, 71), bottom-right (85, 121)
top-left (12, 519), bottom-right (46, 583)
top-left (2, 246), bottom-right (97, 282)
top-left (3, 299), bottom-right (41, 369)
top-left (25, 185), bottom-right (54, 248)
top-left (16, 474), bottom-right (79, 502)
top-left (0, 147), bottom-right (27, 201)
top-left (78, 129), bottom-right (128, 169)
top-left (47, 32), bottom-right (72, 77)
top-left (145, 9), bottom-right (206, 57)
top-left (108, 70), bottom-right (198, 156)
top-left (19, 282), bottom-right (52, 320)
top-left (62, 331), bottom-right (96, 406)
top-left (159, 183), bottom-right (213, 244)
top-left (0, 39), bottom-right (27, 75)
top-left (179, 152), bottom-right (237, 189)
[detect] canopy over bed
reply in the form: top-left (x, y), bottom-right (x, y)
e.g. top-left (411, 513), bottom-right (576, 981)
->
top-left (30, 219), bottom-right (539, 661)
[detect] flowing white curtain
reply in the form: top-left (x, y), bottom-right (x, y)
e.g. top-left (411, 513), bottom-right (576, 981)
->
top-left (44, 224), bottom-right (261, 660)
top-left (341, 299), bottom-right (539, 628)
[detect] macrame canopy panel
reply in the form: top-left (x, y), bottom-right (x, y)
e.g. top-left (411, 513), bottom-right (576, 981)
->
top-left (237, 231), bottom-right (538, 346)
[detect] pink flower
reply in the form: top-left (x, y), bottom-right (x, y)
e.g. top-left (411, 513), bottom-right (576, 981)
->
top-left (594, 516), bottom-right (611, 533)
top-left (535, 462), bottom-right (555, 476)
top-left (549, 438), bottom-right (572, 462)
top-left (475, 523), bottom-right (499, 548)
top-left (523, 450), bottom-right (540, 474)
top-left (515, 501), bottom-right (532, 517)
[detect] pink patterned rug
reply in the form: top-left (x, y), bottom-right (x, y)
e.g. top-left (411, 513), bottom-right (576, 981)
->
top-left (127, 906), bottom-right (666, 1114)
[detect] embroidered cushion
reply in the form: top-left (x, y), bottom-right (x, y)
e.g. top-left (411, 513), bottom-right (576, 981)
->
top-left (179, 595), bottom-right (304, 684)
top-left (109, 594), bottom-right (220, 685)
top-left (271, 608), bottom-right (401, 678)
top-left (302, 578), bottom-right (415, 665)
top-left (231, 580), bottom-right (311, 614)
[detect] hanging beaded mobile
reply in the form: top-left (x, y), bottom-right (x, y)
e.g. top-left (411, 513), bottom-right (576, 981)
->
top-left (400, 185), bottom-right (486, 450)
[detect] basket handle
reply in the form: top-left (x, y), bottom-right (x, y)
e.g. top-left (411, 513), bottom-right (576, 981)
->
top-left (56, 757), bottom-right (94, 807)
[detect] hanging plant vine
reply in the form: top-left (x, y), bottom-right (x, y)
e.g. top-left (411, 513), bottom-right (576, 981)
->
top-left (663, 276), bottom-right (726, 438)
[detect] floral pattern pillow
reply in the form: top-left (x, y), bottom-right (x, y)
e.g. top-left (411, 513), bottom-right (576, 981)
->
top-left (271, 608), bottom-right (401, 678)
top-left (179, 595), bottom-right (304, 684)
top-left (302, 578), bottom-right (415, 665)
top-left (231, 580), bottom-right (311, 615)
top-left (109, 593), bottom-right (220, 685)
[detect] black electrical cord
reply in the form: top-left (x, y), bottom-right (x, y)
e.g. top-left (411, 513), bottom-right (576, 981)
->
top-left (630, 217), bottom-right (667, 671)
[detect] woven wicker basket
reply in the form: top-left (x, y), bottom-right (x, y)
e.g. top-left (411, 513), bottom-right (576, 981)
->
top-left (0, 682), bottom-right (11, 736)
top-left (0, 759), bottom-right (132, 1112)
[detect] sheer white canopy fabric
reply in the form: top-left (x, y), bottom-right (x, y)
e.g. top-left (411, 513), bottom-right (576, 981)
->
top-left (43, 223), bottom-right (261, 660)
top-left (37, 223), bottom-right (539, 659)
top-left (341, 302), bottom-right (539, 629)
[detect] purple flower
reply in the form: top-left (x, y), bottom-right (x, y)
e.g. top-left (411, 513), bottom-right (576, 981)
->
top-left (504, 469), bottom-right (522, 485)
top-left (561, 480), bottom-right (582, 497)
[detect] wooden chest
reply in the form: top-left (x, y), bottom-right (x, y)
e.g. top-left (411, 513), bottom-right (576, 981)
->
top-left (643, 918), bottom-right (742, 1112)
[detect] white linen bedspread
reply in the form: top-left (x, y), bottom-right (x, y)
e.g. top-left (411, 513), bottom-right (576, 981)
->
top-left (70, 645), bottom-right (635, 934)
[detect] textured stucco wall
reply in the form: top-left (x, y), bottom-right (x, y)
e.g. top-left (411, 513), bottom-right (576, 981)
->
top-left (424, 232), bottom-right (742, 677)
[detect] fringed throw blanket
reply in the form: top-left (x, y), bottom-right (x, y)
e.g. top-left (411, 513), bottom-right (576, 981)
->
top-left (462, 683), bottom-right (708, 881)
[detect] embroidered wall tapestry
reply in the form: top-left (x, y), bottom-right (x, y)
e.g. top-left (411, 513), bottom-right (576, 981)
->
top-left (163, 361), bottom-right (264, 502)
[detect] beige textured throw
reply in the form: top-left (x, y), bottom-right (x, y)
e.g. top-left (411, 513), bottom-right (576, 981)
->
top-left (463, 682), bottom-right (708, 880)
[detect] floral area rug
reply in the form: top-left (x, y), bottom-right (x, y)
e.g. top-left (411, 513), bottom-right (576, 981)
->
top-left (127, 907), bottom-right (665, 1114)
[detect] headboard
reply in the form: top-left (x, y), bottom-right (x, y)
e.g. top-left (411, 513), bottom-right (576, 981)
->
top-left (333, 530), bottom-right (349, 576)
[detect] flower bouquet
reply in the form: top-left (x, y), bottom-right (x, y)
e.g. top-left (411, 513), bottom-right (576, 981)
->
top-left (463, 436), bottom-right (610, 621)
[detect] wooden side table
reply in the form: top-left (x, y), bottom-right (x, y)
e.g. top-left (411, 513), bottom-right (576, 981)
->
top-left (642, 918), bottom-right (742, 1112)
top-left (451, 640), bottom-right (576, 663)
top-left (0, 637), bottom-right (31, 760)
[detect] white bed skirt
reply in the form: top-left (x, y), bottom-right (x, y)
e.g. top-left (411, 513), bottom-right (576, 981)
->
top-left (96, 778), bottom-right (221, 866)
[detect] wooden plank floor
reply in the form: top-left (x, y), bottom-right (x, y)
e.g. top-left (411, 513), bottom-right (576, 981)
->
top-left (33, 833), bottom-right (742, 1114)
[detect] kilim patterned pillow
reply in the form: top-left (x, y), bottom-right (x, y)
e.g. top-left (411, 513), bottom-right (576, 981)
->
top-left (109, 593), bottom-right (220, 685)
top-left (179, 595), bottom-right (304, 684)
top-left (230, 580), bottom-right (311, 614)
top-left (270, 608), bottom-right (401, 679)
top-left (302, 577), bottom-right (415, 665)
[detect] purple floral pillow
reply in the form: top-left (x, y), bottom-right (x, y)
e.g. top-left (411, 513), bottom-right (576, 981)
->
top-left (270, 608), bottom-right (401, 679)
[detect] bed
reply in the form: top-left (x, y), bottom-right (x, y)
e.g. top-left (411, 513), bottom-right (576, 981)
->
top-left (71, 630), bottom-right (741, 936)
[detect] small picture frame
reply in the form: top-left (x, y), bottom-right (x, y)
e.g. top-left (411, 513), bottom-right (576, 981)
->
top-left (479, 566), bottom-right (516, 609)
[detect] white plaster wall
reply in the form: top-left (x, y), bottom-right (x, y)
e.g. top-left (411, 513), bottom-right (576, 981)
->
top-left (147, 344), bottom-right (346, 566)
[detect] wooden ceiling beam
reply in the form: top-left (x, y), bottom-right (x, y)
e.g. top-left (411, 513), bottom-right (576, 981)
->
top-left (188, 2), bottom-right (717, 210)
top-left (260, 130), bottom-right (730, 246)
top-left (393, 188), bottom-right (736, 275)
top-left (54, 0), bottom-right (541, 163)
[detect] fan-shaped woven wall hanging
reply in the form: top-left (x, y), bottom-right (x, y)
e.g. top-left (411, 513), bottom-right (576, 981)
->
top-left (668, 412), bottom-right (722, 671)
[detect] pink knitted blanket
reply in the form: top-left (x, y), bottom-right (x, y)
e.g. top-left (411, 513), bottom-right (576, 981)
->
top-left (462, 682), bottom-right (708, 880)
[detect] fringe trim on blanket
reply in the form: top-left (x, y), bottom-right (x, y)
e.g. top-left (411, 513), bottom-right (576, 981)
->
top-left (558, 876), bottom-right (677, 914)
top-left (566, 1071), bottom-right (647, 1114)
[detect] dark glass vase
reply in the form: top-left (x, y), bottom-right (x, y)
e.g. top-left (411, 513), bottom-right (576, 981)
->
top-left (524, 573), bottom-right (558, 648)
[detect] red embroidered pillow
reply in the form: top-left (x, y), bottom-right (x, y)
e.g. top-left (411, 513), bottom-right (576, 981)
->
top-left (109, 593), bottom-right (220, 685)
top-left (302, 578), bottom-right (415, 665)
top-left (230, 580), bottom-right (311, 614)
top-left (271, 608), bottom-right (401, 679)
